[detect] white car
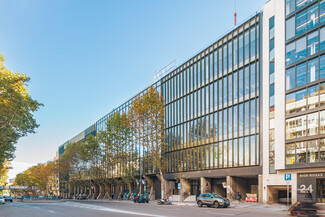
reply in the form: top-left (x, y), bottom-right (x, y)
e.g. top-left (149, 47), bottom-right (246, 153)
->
top-left (0, 197), bottom-right (5, 204)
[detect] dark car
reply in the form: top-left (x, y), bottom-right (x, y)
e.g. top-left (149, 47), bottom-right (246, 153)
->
top-left (197, 193), bottom-right (230, 208)
top-left (4, 196), bottom-right (13, 202)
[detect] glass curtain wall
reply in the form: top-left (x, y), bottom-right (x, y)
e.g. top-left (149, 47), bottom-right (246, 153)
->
top-left (285, 0), bottom-right (325, 166)
top-left (163, 15), bottom-right (260, 173)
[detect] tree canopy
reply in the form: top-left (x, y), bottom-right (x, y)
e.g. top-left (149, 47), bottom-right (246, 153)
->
top-left (0, 53), bottom-right (42, 171)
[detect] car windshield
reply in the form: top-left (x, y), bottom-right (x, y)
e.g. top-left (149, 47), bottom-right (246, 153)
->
top-left (212, 193), bottom-right (222, 198)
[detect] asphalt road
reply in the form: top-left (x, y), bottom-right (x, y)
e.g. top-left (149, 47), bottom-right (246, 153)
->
top-left (0, 200), bottom-right (289, 217)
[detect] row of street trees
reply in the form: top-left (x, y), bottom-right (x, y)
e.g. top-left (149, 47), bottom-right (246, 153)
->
top-left (59, 86), bottom-right (167, 200)
top-left (0, 53), bottom-right (42, 183)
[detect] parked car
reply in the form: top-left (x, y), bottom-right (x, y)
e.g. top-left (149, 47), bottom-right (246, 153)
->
top-left (196, 193), bottom-right (230, 208)
top-left (4, 196), bottom-right (13, 202)
top-left (0, 197), bottom-right (5, 204)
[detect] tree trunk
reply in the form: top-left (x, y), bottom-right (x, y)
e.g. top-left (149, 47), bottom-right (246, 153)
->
top-left (128, 181), bottom-right (132, 200)
top-left (143, 175), bottom-right (155, 200)
top-left (157, 171), bottom-right (166, 198)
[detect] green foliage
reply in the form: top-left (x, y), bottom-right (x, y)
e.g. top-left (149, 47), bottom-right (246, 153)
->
top-left (0, 53), bottom-right (42, 170)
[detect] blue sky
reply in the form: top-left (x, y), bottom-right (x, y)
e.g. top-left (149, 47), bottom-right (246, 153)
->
top-left (0, 0), bottom-right (267, 180)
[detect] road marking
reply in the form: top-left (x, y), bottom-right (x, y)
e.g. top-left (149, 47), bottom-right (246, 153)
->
top-left (57, 202), bottom-right (167, 217)
top-left (48, 210), bottom-right (55, 213)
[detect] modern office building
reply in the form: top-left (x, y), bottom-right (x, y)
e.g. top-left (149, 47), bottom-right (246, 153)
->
top-left (262, 0), bottom-right (325, 204)
top-left (58, 0), bottom-right (325, 204)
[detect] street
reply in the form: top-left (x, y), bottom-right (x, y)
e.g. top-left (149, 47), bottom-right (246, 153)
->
top-left (0, 200), bottom-right (289, 217)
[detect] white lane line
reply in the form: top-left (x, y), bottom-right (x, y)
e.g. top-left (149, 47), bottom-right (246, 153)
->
top-left (99, 207), bottom-right (166, 217)
top-left (48, 210), bottom-right (55, 213)
top-left (61, 202), bottom-right (166, 217)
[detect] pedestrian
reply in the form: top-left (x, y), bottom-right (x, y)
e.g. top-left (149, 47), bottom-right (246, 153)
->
top-left (237, 193), bottom-right (242, 204)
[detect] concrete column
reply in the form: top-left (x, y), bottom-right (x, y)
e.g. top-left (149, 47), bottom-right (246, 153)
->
top-left (180, 178), bottom-right (191, 202)
top-left (200, 177), bottom-right (211, 194)
top-left (164, 179), bottom-right (171, 198)
top-left (258, 175), bottom-right (263, 203)
top-left (226, 176), bottom-right (234, 199)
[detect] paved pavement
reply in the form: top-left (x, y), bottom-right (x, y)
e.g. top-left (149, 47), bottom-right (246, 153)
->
top-left (0, 200), bottom-right (292, 217)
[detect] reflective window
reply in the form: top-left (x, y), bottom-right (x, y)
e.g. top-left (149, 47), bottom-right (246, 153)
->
top-left (244, 66), bottom-right (250, 99)
top-left (251, 27), bottom-right (256, 60)
top-left (214, 51), bottom-right (218, 79)
top-left (296, 0), bottom-right (313, 10)
top-left (245, 136), bottom-right (249, 166)
top-left (286, 115), bottom-right (307, 139)
top-left (239, 103), bottom-right (244, 137)
top-left (320, 82), bottom-right (325, 107)
top-left (226, 107), bottom-right (231, 139)
top-left (228, 140), bottom-right (233, 167)
top-left (219, 79), bottom-right (222, 109)
top-left (296, 4), bottom-right (319, 35)
top-left (286, 92), bottom-right (296, 115)
top-left (239, 138), bottom-right (243, 166)
top-left (320, 110), bottom-right (325, 134)
top-left (286, 16), bottom-right (295, 40)
top-left (320, 0), bottom-right (325, 23)
top-left (245, 101), bottom-right (250, 136)
top-left (321, 28), bottom-right (325, 51)
top-left (234, 37), bottom-right (238, 69)
top-left (223, 45), bottom-right (228, 74)
top-left (229, 42), bottom-right (233, 70)
top-left (307, 112), bottom-right (319, 136)
top-left (251, 63), bottom-right (256, 95)
top-left (224, 141), bottom-right (228, 167)
top-left (219, 48), bottom-right (222, 77)
top-left (233, 139), bottom-right (238, 166)
top-left (250, 135), bottom-right (256, 165)
top-left (286, 0), bottom-right (295, 15)
top-left (308, 140), bottom-right (318, 163)
top-left (224, 109), bottom-right (228, 139)
top-left (244, 30), bottom-right (250, 64)
top-left (270, 84), bottom-right (275, 107)
top-left (224, 77), bottom-right (228, 106)
top-left (229, 74), bottom-right (233, 104)
top-left (320, 138), bottom-right (325, 161)
top-left (308, 85), bottom-right (319, 109)
top-left (234, 71), bottom-right (238, 103)
top-left (307, 31), bottom-right (319, 56)
top-left (320, 55), bottom-right (325, 79)
top-left (308, 58), bottom-right (319, 83)
top-left (239, 69), bottom-right (243, 102)
top-left (296, 142), bottom-right (307, 163)
top-left (239, 34), bottom-right (244, 67)
top-left (233, 105), bottom-right (238, 138)
top-left (286, 143), bottom-right (295, 164)
top-left (218, 142), bottom-right (222, 168)
top-left (296, 36), bottom-right (307, 62)
top-left (286, 67), bottom-right (295, 90)
top-left (286, 42), bottom-right (295, 65)
top-left (297, 62), bottom-right (307, 87)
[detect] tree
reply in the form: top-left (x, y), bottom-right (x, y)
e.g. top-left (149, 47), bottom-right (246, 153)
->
top-left (0, 161), bottom-right (10, 185)
top-left (0, 53), bottom-right (42, 170)
top-left (128, 86), bottom-right (167, 198)
top-left (97, 111), bottom-right (133, 199)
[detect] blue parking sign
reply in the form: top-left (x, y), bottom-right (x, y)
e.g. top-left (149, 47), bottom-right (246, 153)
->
top-left (284, 173), bottom-right (291, 181)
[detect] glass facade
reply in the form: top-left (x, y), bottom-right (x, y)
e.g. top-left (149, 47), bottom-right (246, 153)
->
top-left (285, 0), bottom-right (325, 166)
top-left (163, 16), bottom-right (260, 173)
top-left (60, 15), bottom-right (261, 179)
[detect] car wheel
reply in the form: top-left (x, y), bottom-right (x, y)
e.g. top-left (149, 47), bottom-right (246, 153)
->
top-left (213, 201), bottom-right (219, 208)
top-left (197, 201), bottom-right (203, 207)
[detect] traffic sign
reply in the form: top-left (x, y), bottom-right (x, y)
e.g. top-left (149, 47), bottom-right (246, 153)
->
top-left (284, 173), bottom-right (292, 181)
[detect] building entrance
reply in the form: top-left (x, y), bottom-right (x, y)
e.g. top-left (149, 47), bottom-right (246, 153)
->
top-left (316, 179), bottom-right (325, 203)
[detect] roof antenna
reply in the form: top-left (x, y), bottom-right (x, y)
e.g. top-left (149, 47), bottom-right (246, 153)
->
top-left (234, 0), bottom-right (237, 27)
